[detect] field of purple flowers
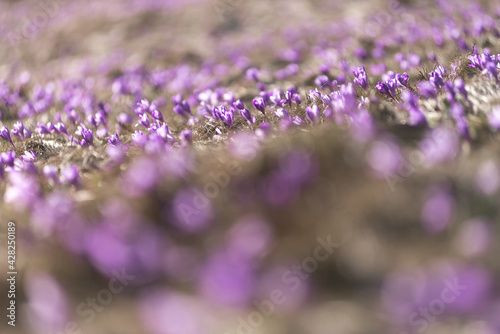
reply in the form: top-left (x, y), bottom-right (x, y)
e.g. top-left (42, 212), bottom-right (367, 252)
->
top-left (1, 0), bottom-right (500, 333)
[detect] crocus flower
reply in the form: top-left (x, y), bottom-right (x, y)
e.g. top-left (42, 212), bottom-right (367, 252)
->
top-left (233, 99), bottom-right (244, 110)
top-left (396, 73), bottom-right (409, 87)
top-left (293, 116), bottom-right (306, 126)
top-left (21, 150), bottom-right (36, 163)
top-left (151, 109), bottom-right (164, 122)
top-left (80, 128), bottom-right (94, 147)
top-left (305, 105), bottom-right (321, 124)
top-left (245, 67), bottom-right (259, 81)
top-left (353, 66), bottom-right (368, 90)
top-left (240, 108), bottom-right (255, 124)
top-left (54, 122), bottom-right (68, 136)
top-left (252, 97), bottom-right (266, 114)
top-left (376, 80), bottom-right (397, 100)
top-left (173, 104), bottom-right (188, 118)
top-left (274, 108), bottom-right (291, 121)
top-left (107, 133), bottom-right (120, 146)
top-left (0, 126), bottom-right (14, 148)
top-left (138, 113), bottom-right (150, 128)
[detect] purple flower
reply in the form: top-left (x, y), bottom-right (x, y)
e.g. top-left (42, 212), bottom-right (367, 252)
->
top-left (376, 80), bottom-right (397, 100)
top-left (216, 106), bottom-right (234, 128)
top-left (305, 105), bottom-right (321, 124)
top-left (80, 128), bottom-right (94, 147)
top-left (429, 68), bottom-right (445, 88)
top-left (314, 75), bottom-right (330, 89)
top-left (274, 108), bottom-right (291, 121)
top-left (293, 116), bottom-right (306, 126)
top-left (353, 66), bottom-right (368, 90)
top-left (138, 113), bottom-right (150, 128)
top-left (396, 72), bottom-right (409, 87)
top-left (245, 67), bottom-right (260, 81)
top-left (173, 104), bottom-right (188, 118)
top-left (54, 122), bottom-right (68, 136)
top-left (21, 150), bottom-right (36, 163)
top-left (252, 97), bottom-right (266, 114)
top-left (0, 126), bottom-right (14, 148)
top-left (418, 81), bottom-right (437, 99)
top-left (240, 108), bottom-right (255, 124)
top-left (107, 133), bottom-right (120, 146)
top-left (151, 109), bottom-right (164, 122)
top-left (233, 99), bottom-right (244, 110)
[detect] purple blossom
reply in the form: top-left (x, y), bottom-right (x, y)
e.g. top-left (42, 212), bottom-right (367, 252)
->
top-left (353, 66), bottom-right (368, 90)
top-left (80, 128), bottom-right (94, 147)
top-left (252, 97), bottom-right (266, 114)
top-left (274, 108), bottom-right (291, 121)
top-left (418, 81), bottom-right (437, 99)
top-left (396, 72), bottom-right (409, 87)
top-left (376, 80), bottom-right (397, 100)
top-left (305, 105), bottom-right (321, 124)
top-left (21, 150), bottom-right (36, 163)
top-left (233, 99), bottom-right (244, 110)
top-left (54, 122), bottom-right (68, 136)
top-left (0, 126), bottom-right (14, 148)
top-left (107, 133), bottom-right (120, 146)
top-left (138, 113), bottom-right (150, 128)
top-left (240, 108), bottom-right (255, 124)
